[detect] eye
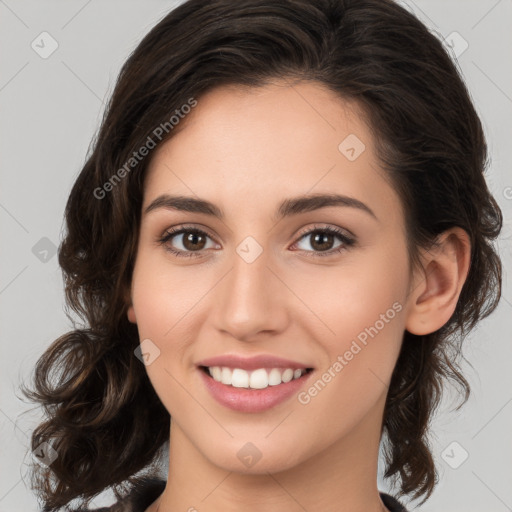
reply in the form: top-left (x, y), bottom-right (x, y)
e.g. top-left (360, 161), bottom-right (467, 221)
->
top-left (158, 224), bottom-right (355, 259)
top-left (291, 225), bottom-right (355, 257)
top-left (158, 226), bottom-right (219, 258)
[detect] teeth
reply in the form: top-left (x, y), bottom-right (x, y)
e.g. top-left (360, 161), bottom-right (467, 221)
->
top-left (268, 368), bottom-right (282, 386)
top-left (281, 369), bottom-right (294, 383)
top-left (249, 368), bottom-right (268, 389)
top-left (206, 366), bottom-right (307, 389)
top-left (211, 366), bottom-right (222, 381)
top-left (221, 367), bottom-right (232, 385)
top-left (231, 368), bottom-right (249, 388)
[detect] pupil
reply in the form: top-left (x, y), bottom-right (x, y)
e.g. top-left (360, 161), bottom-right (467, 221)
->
top-left (313, 232), bottom-right (332, 251)
top-left (185, 232), bottom-right (205, 250)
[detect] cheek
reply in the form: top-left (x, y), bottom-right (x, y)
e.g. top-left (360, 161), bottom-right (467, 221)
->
top-left (130, 257), bottom-right (202, 416)
top-left (292, 242), bottom-right (408, 348)
top-left (291, 242), bottom-right (408, 409)
top-left (130, 248), bottom-right (205, 339)
top-left (129, 251), bottom-right (201, 383)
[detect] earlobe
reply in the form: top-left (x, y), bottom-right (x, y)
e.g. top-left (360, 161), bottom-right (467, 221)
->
top-left (127, 305), bottom-right (137, 323)
top-left (405, 228), bottom-right (471, 336)
top-left (127, 304), bottom-right (137, 323)
top-left (124, 283), bottom-right (137, 323)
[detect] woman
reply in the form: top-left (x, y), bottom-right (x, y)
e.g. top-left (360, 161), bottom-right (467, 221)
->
top-left (23, 0), bottom-right (503, 511)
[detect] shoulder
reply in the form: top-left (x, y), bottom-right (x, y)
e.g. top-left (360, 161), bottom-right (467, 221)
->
top-left (84, 476), bottom-right (166, 512)
top-left (380, 491), bottom-right (409, 512)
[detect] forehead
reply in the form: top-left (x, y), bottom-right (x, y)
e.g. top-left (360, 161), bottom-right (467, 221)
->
top-left (143, 80), bottom-right (402, 225)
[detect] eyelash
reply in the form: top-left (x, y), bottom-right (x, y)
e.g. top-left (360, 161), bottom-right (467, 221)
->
top-left (157, 224), bottom-right (356, 259)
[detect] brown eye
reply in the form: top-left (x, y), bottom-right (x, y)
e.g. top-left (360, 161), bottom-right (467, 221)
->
top-left (181, 231), bottom-right (207, 251)
top-left (158, 227), bottom-right (217, 258)
top-left (293, 226), bottom-right (355, 257)
top-left (309, 231), bottom-right (336, 252)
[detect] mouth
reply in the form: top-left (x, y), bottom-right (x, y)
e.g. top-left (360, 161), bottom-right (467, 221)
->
top-left (196, 355), bottom-right (315, 413)
top-left (199, 365), bottom-right (314, 389)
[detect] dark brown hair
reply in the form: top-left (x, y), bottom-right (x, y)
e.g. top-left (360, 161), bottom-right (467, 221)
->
top-left (22, 0), bottom-right (502, 510)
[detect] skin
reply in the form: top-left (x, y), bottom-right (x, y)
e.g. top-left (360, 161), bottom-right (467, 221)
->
top-left (126, 80), bottom-right (471, 512)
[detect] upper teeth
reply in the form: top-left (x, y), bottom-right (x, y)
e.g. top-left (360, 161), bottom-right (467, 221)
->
top-left (208, 367), bottom-right (306, 389)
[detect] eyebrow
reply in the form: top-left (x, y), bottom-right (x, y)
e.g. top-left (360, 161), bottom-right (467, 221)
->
top-left (144, 192), bottom-right (378, 221)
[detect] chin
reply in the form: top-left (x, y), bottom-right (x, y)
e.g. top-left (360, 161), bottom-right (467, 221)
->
top-left (197, 433), bottom-right (313, 475)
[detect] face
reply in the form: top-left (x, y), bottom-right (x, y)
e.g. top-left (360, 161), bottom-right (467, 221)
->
top-left (127, 80), bottom-right (415, 474)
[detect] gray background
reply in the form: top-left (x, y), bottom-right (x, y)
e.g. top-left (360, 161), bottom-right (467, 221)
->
top-left (1, 1), bottom-right (511, 511)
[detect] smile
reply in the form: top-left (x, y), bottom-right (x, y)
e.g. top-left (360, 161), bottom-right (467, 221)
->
top-left (196, 354), bottom-right (315, 413)
top-left (202, 366), bottom-right (312, 389)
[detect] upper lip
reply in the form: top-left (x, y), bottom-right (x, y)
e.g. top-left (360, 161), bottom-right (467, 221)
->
top-left (197, 354), bottom-right (314, 371)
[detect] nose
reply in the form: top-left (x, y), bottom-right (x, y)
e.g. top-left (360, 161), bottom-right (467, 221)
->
top-left (211, 245), bottom-right (289, 342)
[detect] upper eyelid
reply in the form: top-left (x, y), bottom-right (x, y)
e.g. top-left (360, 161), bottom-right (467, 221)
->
top-left (296, 223), bottom-right (355, 239)
top-left (160, 223), bottom-right (354, 245)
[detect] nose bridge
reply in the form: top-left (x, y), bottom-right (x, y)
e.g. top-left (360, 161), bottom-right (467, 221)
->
top-left (212, 240), bottom-right (288, 340)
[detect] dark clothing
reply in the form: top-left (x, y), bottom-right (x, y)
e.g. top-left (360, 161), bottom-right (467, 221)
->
top-left (87, 476), bottom-right (408, 511)
top-left (381, 491), bottom-right (408, 512)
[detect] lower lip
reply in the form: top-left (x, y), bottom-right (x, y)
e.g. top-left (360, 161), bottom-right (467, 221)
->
top-left (199, 369), bottom-right (313, 413)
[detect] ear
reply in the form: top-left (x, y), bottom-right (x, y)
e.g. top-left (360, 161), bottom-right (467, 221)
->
top-left (405, 227), bottom-right (471, 335)
top-left (127, 304), bottom-right (137, 324)
top-left (124, 285), bottom-right (137, 324)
